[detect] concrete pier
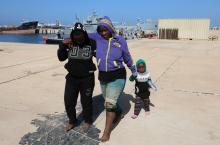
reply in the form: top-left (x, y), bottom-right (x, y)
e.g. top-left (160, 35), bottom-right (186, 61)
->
top-left (0, 28), bottom-right (60, 34)
top-left (0, 40), bottom-right (220, 145)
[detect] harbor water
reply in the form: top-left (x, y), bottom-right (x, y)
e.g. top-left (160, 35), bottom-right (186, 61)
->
top-left (0, 34), bottom-right (59, 44)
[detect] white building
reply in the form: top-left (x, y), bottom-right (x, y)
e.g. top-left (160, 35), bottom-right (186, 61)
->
top-left (158, 19), bottom-right (210, 40)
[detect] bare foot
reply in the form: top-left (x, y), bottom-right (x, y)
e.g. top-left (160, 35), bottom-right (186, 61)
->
top-left (100, 131), bottom-right (111, 142)
top-left (145, 111), bottom-right (150, 116)
top-left (131, 115), bottom-right (138, 119)
top-left (81, 123), bottom-right (92, 132)
top-left (65, 123), bottom-right (76, 132)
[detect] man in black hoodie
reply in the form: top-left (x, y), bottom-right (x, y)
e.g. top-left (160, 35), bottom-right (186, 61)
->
top-left (57, 23), bottom-right (96, 132)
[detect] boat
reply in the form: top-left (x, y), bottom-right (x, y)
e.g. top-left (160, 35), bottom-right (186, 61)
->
top-left (42, 11), bottom-right (100, 45)
top-left (43, 35), bottom-right (64, 45)
top-left (42, 11), bottom-right (158, 44)
top-left (0, 20), bottom-right (39, 34)
top-left (83, 11), bottom-right (102, 33)
top-left (17, 20), bottom-right (38, 30)
top-left (45, 38), bottom-right (64, 44)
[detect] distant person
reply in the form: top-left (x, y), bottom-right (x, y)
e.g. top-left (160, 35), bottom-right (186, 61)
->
top-left (57, 30), bottom-right (63, 39)
top-left (118, 28), bottom-right (124, 36)
top-left (57, 23), bottom-right (96, 132)
top-left (57, 31), bottom-right (62, 39)
top-left (134, 32), bottom-right (137, 37)
top-left (129, 59), bottom-right (157, 119)
top-left (141, 31), bottom-right (145, 38)
top-left (89, 16), bottom-right (137, 142)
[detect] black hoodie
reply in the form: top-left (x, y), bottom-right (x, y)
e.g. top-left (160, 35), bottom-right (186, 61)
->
top-left (57, 23), bottom-right (96, 77)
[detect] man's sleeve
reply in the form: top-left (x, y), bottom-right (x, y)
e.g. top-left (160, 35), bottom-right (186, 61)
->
top-left (57, 43), bottom-right (68, 61)
top-left (90, 39), bottom-right (96, 57)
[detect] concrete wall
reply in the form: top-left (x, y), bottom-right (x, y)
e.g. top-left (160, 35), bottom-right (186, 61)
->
top-left (158, 19), bottom-right (210, 40)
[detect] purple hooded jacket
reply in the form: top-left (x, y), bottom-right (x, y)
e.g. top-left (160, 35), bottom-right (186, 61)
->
top-left (88, 16), bottom-right (136, 74)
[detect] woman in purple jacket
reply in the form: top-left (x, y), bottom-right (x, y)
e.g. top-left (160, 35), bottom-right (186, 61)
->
top-left (89, 16), bottom-right (137, 142)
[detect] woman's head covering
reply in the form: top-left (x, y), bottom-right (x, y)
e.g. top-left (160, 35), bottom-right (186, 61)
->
top-left (97, 16), bottom-right (117, 36)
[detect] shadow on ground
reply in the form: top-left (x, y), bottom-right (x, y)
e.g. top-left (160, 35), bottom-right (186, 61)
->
top-left (111, 93), bottom-right (135, 130)
top-left (19, 93), bottom-right (137, 145)
top-left (119, 92), bottom-right (135, 116)
top-left (19, 94), bottom-right (104, 145)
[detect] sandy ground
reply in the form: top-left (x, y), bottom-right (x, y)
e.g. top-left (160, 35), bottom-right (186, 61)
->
top-left (0, 39), bottom-right (220, 145)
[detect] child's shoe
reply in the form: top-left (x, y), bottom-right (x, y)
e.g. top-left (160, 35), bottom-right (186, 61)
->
top-left (131, 114), bottom-right (138, 119)
top-left (145, 111), bottom-right (150, 116)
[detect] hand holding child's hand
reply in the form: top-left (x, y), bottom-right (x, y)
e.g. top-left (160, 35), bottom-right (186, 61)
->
top-left (129, 75), bottom-right (137, 82)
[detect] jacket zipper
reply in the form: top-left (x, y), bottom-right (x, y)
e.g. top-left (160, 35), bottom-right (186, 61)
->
top-left (105, 37), bottom-right (113, 72)
top-left (113, 61), bottom-right (120, 68)
top-left (97, 58), bottom-right (101, 66)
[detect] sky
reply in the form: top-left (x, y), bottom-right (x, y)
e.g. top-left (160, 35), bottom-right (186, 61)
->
top-left (0, 0), bottom-right (219, 27)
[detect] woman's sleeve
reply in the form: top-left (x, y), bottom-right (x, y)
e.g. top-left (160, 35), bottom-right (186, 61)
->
top-left (121, 39), bottom-right (137, 75)
top-left (88, 33), bottom-right (98, 41)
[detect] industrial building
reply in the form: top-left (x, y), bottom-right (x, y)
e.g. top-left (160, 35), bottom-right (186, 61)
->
top-left (158, 19), bottom-right (210, 40)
